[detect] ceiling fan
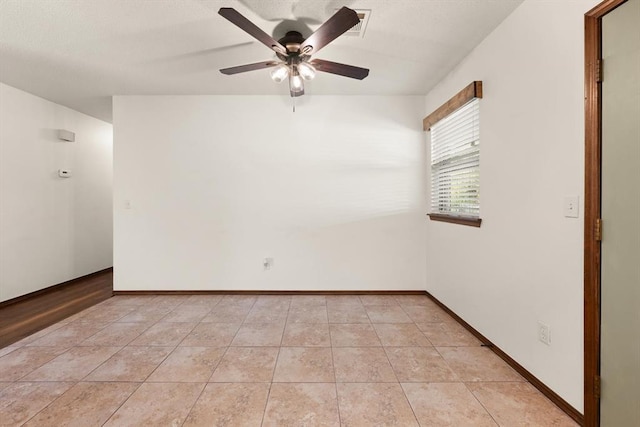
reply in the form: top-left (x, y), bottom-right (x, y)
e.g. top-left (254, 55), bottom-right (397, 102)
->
top-left (218, 6), bottom-right (369, 97)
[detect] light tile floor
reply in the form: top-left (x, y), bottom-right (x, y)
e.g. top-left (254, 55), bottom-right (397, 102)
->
top-left (0, 294), bottom-right (579, 426)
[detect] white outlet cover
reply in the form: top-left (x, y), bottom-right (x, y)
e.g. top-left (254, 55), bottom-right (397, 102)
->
top-left (564, 196), bottom-right (579, 218)
top-left (538, 321), bottom-right (551, 346)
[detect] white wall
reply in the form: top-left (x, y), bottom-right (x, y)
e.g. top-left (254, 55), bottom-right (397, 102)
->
top-left (113, 95), bottom-right (426, 291)
top-left (0, 83), bottom-right (113, 302)
top-left (424, 0), bottom-right (599, 413)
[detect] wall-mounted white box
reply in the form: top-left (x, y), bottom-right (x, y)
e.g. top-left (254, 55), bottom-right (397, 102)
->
top-left (58, 129), bottom-right (75, 142)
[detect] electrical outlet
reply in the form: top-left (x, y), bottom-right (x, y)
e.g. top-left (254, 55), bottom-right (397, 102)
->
top-left (263, 257), bottom-right (273, 270)
top-left (564, 196), bottom-right (579, 218)
top-left (538, 321), bottom-right (551, 346)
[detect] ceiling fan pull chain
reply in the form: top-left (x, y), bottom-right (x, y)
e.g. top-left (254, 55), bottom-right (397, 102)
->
top-left (292, 96), bottom-right (296, 113)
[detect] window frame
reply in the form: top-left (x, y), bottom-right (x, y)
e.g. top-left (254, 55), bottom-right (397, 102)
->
top-left (423, 81), bottom-right (483, 227)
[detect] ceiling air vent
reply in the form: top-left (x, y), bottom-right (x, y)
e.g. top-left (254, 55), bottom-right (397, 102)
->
top-left (342, 9), bottom-right (371, 38)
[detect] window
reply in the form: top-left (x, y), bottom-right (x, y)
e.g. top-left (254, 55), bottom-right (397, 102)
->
top-left (431, 99), bottom-right (480, 217)
top-left (423, 81), bottom-right (482, 227)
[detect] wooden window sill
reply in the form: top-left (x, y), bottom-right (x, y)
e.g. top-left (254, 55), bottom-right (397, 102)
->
top-left (428, 214), bottom-right (482, 227)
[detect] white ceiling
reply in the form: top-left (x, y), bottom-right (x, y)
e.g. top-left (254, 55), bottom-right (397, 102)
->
top-left (0, 0), bottom-right (523, 123)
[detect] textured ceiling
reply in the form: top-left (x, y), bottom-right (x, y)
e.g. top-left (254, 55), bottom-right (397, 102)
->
top-left (0, 0), bottom-right (523, 122)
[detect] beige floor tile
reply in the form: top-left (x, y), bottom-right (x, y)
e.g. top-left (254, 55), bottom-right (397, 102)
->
top-left (385, 347), bottom-right (458, 382)
top-left (330, 324), bottom-right (381, 347)
top-left (437, 347), bottom-right (524, 382)
top-left (182, 295), bottom-right (223, 307)
top-left (149, 295), bottom-right (189, 307)
top-left (394, 295), bottom-right (433, 306)
top-left (373, 323), bottom-right (431, 346)
top-left (148, 346), bottom-right (226, 382)
top-left (85, 346), bottom-right (173, 381)
top-left (161, 305), bottom-right (212, 323)
top-left (327, 306), bottom-right (371, 324)
top-left (282, 323), bottom-right (331, 347)
top-left (263, 383), bottom-right (339, 427)
top-left (253, 296), bottom-right (292, 310)
top-left (232, 322), bottom-right (285, 346)
top-left (0, 382), bottom-right (73, 427)
top-left (79, 322), bottom-right (151, 346)
top-left (417, 321), bottom-right (481, 346)
top-left (273, 347), bottom-right (334, 382)
top-left (402, 383), bottom-right (497, 427)
top-left (107, 295), bottom-right (156, 306)
top-left (183, 383), bottom-right (270, 427)
top-left (289, 295), bottom-right (327, 307)
top-left (23, 382), bottom-right (139, 427)
top-left (103, 382), bottom-right (204, 426)
top-left (115, 306), bottom-right (173, 323)
top-left (102, 295), bottom-right (154, 306)
top-left (210, 346), bottom-right (279, 382)
top-left (0, 346), bottom-right (67, 381)
top-left (25, 321), bottom-right (108, 347)
top-left (325, 295), bottom-right (364, 307)
top-left (337, 383), bottom-right (419, 426)
top-left (79, 305), bottom-right (136, 323)
top-left (201, 305), bottom-right (251, 323)
top-left (287, 306), bottom-right (328, 323)
top-left (1, 293), bottom-right (576, 427)
top-left (180, 323), bottom-right (240, 347)
top-left (22, 346), bottom-right (121, 381)
top-left (129, 322), bottom-right (196, 346)
top-left (10, 322), bottom-right (67, 346)
top-left (333, 347), bottom-right (397, 382)
top-left (244, 306), bottom-right (289, 323)
top-left (467, 382), bottom-right (579, 426)
top-left (365, 305), bottom-right (413, 323)
top-left (359, 295), bottom-right (400, 306)
top-left (219, 295), bottom-right (257, 307)
top-left (402, 305), bottom-right (451, 323)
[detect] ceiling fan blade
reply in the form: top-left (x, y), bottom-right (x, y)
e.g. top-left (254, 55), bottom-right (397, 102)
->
top-left (310, 59), bottom-right (369, 80)
top-left (300, 7), bottom-right (360, 55)
top-left (220, 61), bottom-right (279, 75)
top-left (218, 8), bottom-right (287, 54)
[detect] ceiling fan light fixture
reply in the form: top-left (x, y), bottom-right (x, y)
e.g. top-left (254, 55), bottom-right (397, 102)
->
top-left (270, 64), bottom-right (289, 83)
top-left (298, 62), bottom-right (316, 80)
top-left (289, 71), bottom-right (304, 93)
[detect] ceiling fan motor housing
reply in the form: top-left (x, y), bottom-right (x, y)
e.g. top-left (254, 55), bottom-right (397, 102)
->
top-left (276, 31), bottom-right (308, 61)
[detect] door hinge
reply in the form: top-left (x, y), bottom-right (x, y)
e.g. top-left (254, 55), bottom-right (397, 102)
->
top-left (594, 375), bottom-right (601, 399)
top-left (596, 59), bottom-right (604, 82)
top-left (595, 218), bottom-right (603, 241)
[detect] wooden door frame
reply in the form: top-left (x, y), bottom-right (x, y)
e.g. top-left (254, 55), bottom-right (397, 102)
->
top-left (584, 1), bottom-right (627, 426)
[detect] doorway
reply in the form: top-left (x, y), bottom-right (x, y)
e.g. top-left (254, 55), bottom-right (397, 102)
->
top-left (584, 0), bottom-right (640, 426)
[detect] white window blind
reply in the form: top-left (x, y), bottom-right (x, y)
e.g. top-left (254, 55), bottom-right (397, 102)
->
top-left (430, 98), bottom-right (480, 217)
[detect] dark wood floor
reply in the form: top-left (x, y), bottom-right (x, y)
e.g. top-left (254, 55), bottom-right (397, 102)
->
top-left (0, 268), bottom-right (113, 348)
